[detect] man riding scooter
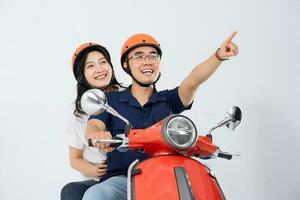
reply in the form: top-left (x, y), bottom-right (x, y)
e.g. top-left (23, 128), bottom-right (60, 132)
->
top-left (82, 32), bottom-right (239, 200)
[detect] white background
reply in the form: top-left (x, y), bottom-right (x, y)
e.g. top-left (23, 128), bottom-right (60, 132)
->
top-left (0, 0), bottom-right (299, 199)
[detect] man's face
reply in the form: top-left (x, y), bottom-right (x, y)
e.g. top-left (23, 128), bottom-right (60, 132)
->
top-left (125, 46), bottom-right (160, 85)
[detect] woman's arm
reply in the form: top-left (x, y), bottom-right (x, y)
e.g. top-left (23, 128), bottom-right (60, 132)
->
top-left (69, 146), bottom-right (107, 177)
top-left (85, 119), bottom-right (113, 152)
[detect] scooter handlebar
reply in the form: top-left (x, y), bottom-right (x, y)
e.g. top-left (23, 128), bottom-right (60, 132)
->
top-left (218, 152), bottom-right (233, 160)
top-left (217, 150), bottom-right (241, 160)
top-left (88, 137), bottom-right (124, 148)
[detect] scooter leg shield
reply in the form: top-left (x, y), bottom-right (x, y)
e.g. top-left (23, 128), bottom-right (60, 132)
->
top-left (128, 155), bottom-right (225, 200)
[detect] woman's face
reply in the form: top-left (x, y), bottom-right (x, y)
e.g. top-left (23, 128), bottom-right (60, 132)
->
top-left (84, 51), bottom-right (112, 89)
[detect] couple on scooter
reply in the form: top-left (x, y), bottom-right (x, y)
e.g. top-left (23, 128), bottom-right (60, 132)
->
top-left (61, 32), bottom-right (239, 200)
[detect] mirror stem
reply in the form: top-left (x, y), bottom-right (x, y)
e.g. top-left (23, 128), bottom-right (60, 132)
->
top-left (104, 104), bottom-right (131, 126)
top-left (208, 117), bottom-right (232, 135)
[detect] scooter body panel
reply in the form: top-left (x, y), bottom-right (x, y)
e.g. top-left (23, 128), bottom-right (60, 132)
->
top-left (130, 155), bottom-right (225, 200)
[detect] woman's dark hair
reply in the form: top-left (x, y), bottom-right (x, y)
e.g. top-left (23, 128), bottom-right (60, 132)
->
top-left (72, 45), bottom-right (123, 117)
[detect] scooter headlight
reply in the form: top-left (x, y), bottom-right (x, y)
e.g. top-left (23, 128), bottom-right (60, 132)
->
top-left (162, 115), bottom-right (197, 150)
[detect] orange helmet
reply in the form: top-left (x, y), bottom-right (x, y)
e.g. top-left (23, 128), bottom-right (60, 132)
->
top-left (71, 42), bottom-right (100, 67)
top-left (120, 33), bottom-right (162, 68)
top-left (71, 42), bottom-right (112, 81)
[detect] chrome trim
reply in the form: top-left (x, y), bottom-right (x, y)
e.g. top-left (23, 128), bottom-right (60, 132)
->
top-left (117, 137), bottom-right (129, 152)
top-left (204, 163), bottom-right (216, 178)
top-left (211, 148), bottom-right (220, 159)
top-left (127, 159), bottom-right (140, 200)
top-left (162, 114), bottom-right (197, 150)
top-left (204, 163), bottom-right (227, 200)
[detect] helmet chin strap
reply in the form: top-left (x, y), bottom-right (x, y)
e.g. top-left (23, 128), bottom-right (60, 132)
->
top-left (130, 71), bottom-right (161, 88)
top-left (132, 71), bottom-right (161, 87)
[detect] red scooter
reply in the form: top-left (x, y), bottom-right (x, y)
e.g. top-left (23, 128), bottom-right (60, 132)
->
top-left (81, 89), bottom-right (242, 200)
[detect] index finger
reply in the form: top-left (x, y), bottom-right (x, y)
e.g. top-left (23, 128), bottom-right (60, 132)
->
top-left (226, 31), bottom-right (237, 42)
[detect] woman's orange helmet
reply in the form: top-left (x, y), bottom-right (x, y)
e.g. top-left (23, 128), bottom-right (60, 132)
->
top-left (120, 33), bottom-right (162, 68)
top-left (71, 42), bottom-right (112, 82)
top-left (71, 42), bottom-right (99, 67)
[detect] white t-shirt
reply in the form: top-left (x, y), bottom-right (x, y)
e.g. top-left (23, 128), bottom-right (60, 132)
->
top-left (65, 106), bottom-right (106, 180)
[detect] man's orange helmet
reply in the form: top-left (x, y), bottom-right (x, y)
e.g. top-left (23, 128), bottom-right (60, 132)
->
top-left (120, 33), bottom-right (162, 68)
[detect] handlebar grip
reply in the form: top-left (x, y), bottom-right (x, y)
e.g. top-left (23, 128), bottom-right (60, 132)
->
top-left (218, 152), bottom-right (233, 160)
top-left (110, 137), bottom-right (123, 148)
top-left (87, 137), bottom-right (123, 148)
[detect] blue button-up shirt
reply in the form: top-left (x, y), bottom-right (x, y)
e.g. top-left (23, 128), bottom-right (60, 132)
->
top-left (89, 86), bottom-right (192, 181)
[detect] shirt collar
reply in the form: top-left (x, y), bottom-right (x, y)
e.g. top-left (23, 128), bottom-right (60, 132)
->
top-left (118, 86), bottom-right (167, 106)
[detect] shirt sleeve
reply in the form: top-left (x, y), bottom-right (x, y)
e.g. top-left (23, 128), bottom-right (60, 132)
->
top-left (65, 112), bottom-right (86, 150)
top-left (88, 111), bottom-right (110, 125)
top-left (167, 86), bottom-right (193, 114)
